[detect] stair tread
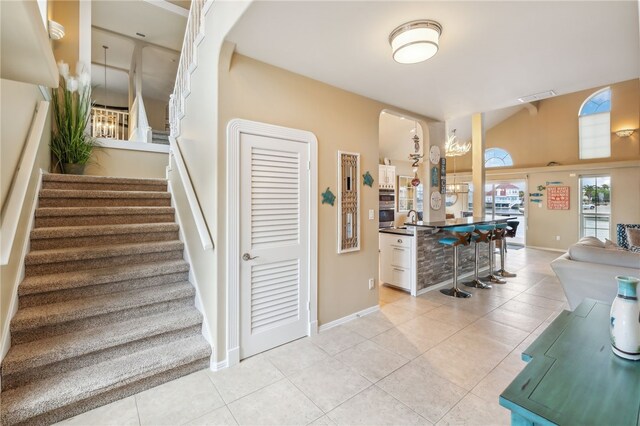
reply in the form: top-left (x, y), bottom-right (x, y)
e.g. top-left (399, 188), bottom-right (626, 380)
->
top-left (31, 223), bottom-right (179, 239)
top-left (2, 306), bottom-right (202, 375)
top-left (19, 259), bottom-right (189, 296)
top-left (39, 189), bottom-right (171, 199)
top-left (1, 335), bottom-right (210, 426)
top-left (35, 206), bottom-right (175, 217)
top-left (43, 174), bottom-right (167, 186)
top-left (11, 282), bottom-right (194, 331)
top-left (25, 240), bottom-right (184, 265)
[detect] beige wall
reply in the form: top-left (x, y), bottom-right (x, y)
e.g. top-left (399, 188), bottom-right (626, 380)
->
top-left (450, 161), bottom-right (640, 250)
top-left (84, 147), bottom-right (168, 179)
top-left (451, 79), bottom-right (640, 171)
top-left (50, 0), bottom-right (79, 67)
top-left (218, 52), bottom-right (434, 332)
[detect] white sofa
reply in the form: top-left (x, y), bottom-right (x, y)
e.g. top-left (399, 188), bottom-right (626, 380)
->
top-left (551, 237), bottom-right (640, 310)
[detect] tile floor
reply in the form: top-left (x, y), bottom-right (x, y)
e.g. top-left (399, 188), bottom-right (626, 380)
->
top-left (57, 248), bottom-right (568, 426)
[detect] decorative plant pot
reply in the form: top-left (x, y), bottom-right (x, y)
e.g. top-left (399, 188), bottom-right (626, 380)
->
top-left (63, 163), bottom-right (86, 175)
top-left (610, 275), bottom-right (640, 360)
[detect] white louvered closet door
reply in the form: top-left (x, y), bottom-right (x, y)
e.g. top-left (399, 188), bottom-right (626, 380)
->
top-left (239, 132), bottom-right (310, 359)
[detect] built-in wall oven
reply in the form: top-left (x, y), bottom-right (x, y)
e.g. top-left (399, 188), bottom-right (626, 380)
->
top-left (379, 189), bottom-right (395, 228)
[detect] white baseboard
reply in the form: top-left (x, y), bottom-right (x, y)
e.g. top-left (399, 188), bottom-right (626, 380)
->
top-left (318, 305), bottom-right (380, 333)
top-left (526, 245), bottom-right (567, 253)
top-left (209, 359), bottom-right (228, 372)
top-left (1, 170), bottom-right (43, 363)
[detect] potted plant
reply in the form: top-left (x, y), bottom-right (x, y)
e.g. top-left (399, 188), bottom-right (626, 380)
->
top-left (50, 61), bottom-right (96, 174)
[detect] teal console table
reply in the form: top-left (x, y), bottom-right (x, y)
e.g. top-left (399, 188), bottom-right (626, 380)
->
top-left (499, 299), bottom-right (640, 425)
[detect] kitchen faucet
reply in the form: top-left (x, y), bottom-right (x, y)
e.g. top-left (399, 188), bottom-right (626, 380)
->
top-left (407, 210), bottom-right (418, 224)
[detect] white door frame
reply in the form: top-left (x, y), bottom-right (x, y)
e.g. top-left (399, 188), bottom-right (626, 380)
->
top-left (226, 119), bottom-right (318, 367)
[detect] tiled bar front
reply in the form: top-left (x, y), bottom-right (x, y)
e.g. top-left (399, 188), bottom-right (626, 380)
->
top-left (412, 227), bottom-right (490, 292)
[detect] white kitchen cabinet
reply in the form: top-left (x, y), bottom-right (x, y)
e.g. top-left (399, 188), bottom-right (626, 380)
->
top-left (378, 165), bottom-right (396, 190)
top-left (379, 232), bottom-right (415, 294)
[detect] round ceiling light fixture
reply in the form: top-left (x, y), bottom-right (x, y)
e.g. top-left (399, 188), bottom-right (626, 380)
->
top-left (389, 20), bottom-right (442, 64)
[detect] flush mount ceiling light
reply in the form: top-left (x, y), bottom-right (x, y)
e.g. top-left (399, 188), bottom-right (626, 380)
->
top-left (615, 129), bottom-right (636, 138)
top-left (389, 20), bottom-right (442, 64)
top-left (48, 20), bottom-right (65, 40)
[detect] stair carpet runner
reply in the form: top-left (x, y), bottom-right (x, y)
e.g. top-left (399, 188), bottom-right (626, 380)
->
top-left (1, 174), bottom-right (211, 426)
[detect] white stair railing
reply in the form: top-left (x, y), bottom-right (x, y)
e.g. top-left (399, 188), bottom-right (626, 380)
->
top-left (91, 107), bottom-right (129, 140)
top-left (169, 0), bottom-right (210, 138)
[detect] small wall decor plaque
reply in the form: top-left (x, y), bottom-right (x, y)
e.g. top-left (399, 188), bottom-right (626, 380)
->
top-left (547, 185), bottom-right (570, 210)
top-left (431, 166), bottom-right (438, 188)
top-left (321, 187), bottom-right (336, 206)
top-left (362, 171), bottom-right (374, 187)
top-left (439, 158), bottom-right (447, 194)
top-left (537, 185), bottom-right (546, 192)
top-left (337, 151), bottom-right (360, 253)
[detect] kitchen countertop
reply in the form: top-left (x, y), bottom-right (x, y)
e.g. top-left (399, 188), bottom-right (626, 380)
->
top-left (379, 227), bottom-right (414, 236)
top-left (405, 216), bottom-right (517, 229)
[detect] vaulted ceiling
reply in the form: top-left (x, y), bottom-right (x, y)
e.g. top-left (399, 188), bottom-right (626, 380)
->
top-left (226, 1), bottom-right (640, 122)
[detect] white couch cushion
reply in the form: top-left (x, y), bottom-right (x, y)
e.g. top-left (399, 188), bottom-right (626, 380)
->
top-left (569, 242), bottom-right (640, 269)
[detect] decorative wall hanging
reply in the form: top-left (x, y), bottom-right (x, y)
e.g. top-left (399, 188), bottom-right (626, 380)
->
top-left (439, 158), bottom-right (446, 194)
top-left (529, 193), bottom-right (544, 197)
top-left (547, 186), bottom-right (570, 210)
top-left (530, 199), bottom-right (543, 203)
top-left (408, 121), bottom-right (424, 186)
top-left (430, 191), bottom-right (442, 210)
top-left (546, 181), bottom-right (563, 185)
top-left (431, 166), bottom-right (438, 188)
top-left (321, 187), bottom-right (336, 206)
top-left (337, 151), bottom-right (360, 253)
top-left (363, 171), bottom-right (374, 187)
top-left (537, 185), bottom-right (546, 192)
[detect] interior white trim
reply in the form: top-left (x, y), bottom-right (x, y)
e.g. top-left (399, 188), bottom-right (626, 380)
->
top-left (166, 178), bottom-right (215, 367)
top-left (317, 305), bottom-right (380, 333)
top-left (1, 101), bottom-right (49, 265)
top-left (168, 137), bottom-right (213, 250)
top-left (1, 169), bottom-right (44, 364)
top-left (226, 118), bottom-right (318, 367)
top-left (142, 0), bottom-right (189, 17)
top-left (96, 138), bottom-right (170, 154)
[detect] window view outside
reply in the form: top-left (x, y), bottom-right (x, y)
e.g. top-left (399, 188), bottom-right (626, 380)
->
top-left (580, 175), bottom-right (611, 239)
top-left (467, 181), bottom-right (526, 245)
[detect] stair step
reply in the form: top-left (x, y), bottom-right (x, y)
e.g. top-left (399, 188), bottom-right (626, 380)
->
top-left (18, 260), bottom-right (190, 308)
top-left (24, 240), bottom-right (184, 276)
top-left (42, 174), bottom-right (167, 192)
top-left (35, 206), bottom-right (175, 227)
top-left (10, 282), bottom-right (195, 344)
top-left (0, 335), bottom-right (210, 426)
top-left (1, 307), bottom-right (203, 391)
top-left (38, 189), bottom-right (172, 208)
top-left (30, 223), bottom-right (180, 250)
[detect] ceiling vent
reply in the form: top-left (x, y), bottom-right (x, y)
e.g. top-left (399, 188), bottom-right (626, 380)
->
top-left (517, 90), bottom-right (556, 103)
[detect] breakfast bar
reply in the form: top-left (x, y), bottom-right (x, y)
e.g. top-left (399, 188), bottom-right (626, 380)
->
top-left (379, 217), bottom-right (515, 296)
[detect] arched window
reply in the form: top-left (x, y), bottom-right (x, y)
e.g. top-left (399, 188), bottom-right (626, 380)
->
top-left (579, 88), bottom-right (611, 159)
top-left (485, 148), bottom-right (513, 168)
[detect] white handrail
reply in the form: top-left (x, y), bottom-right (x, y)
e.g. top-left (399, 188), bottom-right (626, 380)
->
top-left (169, 136), bottom-right (213, 250)
top-left (1, 101), bottom-right (49, 265)
top-left (169, 0), bottom-right (209, 138)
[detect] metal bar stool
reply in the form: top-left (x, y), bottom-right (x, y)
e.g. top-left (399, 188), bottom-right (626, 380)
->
top-left (439, 225), bottom-right (475, 298)
top-left (463, 224), bottom-right (493, 289)
top-left (482, 223), bottom-right (506, 284)
top-left (495, 222), bottom-right (517, 278)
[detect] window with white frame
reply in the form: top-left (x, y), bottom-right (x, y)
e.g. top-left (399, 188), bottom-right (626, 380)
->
top-left (485, 148), bottom-right (513, 168)
top-left (579, 88), bottom-right (611, 159)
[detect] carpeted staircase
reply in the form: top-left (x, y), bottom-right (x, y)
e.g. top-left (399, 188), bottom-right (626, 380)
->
top-left (1, 174), bottom-right (211, 426)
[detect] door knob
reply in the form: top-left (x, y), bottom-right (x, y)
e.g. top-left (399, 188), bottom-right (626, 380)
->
top-left (242, 253), bottom-right (259, 261)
